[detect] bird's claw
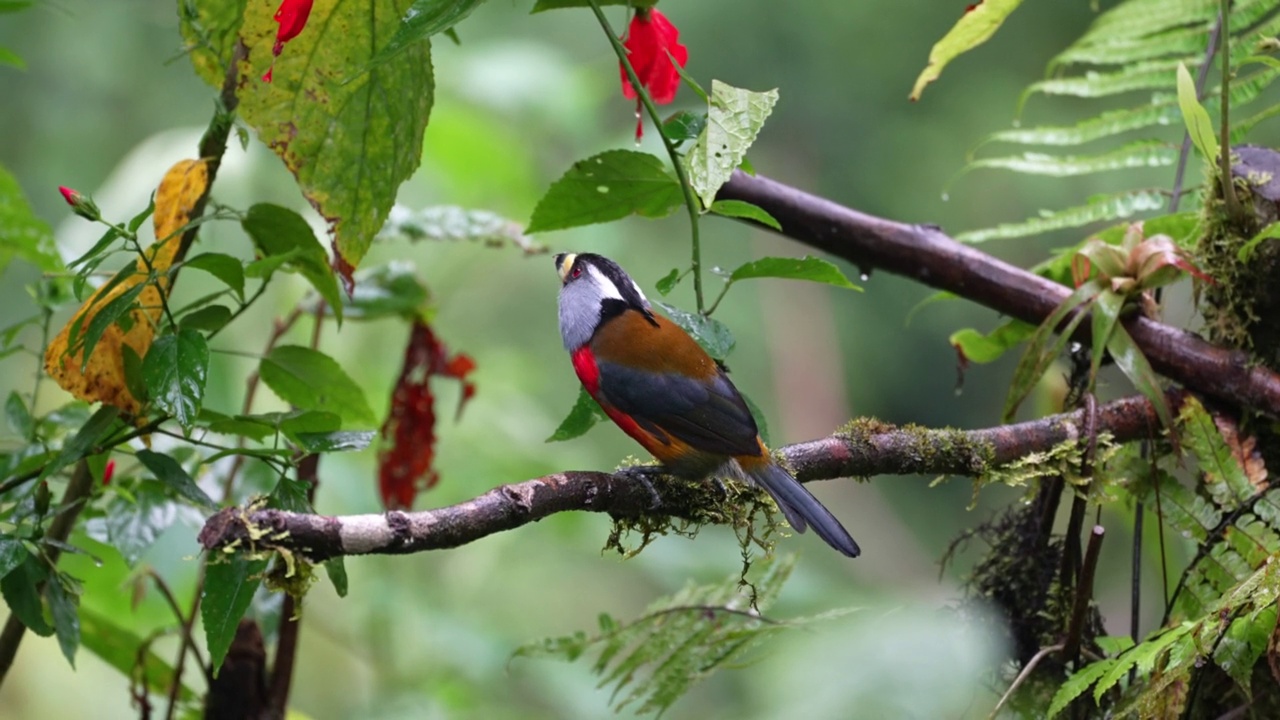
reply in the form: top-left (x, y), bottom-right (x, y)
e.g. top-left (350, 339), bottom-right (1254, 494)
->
top-left (619, 465), bottom-right (665, 510)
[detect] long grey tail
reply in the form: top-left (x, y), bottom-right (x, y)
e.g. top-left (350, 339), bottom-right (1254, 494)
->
top-left (748, 463), bottom-right (860, 558)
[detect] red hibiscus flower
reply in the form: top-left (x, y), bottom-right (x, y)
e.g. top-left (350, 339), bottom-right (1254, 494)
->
top-left (262, 0), bottom-right (314, 83)
top-left (619, 8), bottom-right (689, 140)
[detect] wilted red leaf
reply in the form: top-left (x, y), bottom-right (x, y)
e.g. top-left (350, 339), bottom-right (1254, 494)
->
top-left (377, 319), bottom-right (477, 510)
top-left (1211, 410), bottom-right (1268, 491)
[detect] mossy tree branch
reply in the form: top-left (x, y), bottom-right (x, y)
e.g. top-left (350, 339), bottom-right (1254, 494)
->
top-left (198, 390), bottom-right (1170, 561)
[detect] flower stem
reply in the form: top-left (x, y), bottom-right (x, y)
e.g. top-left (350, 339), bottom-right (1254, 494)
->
top-left (586, 0), bottom-right (706, 313)
top-left (1218, 0), bottom-right (1243, 223)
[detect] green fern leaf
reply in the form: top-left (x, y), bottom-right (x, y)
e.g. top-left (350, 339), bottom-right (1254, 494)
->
top-left (1047, 658), bottom-right (1116, 718)
top-left (1094, 623), bottom-right (1193, 702)
top-left (1214, 604), bottom-right (1276, 695)
top-left (956, 190), bottom-right (1166, 243)
top-left (963, 141), bottom-right (1176, 178)
top-left (1078, 0), bottom-right (1217, 47)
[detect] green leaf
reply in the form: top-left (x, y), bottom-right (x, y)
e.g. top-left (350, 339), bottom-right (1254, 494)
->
top-left (378, 205), bottom-right (541, 253)
top-left (46, 573), bottom-right (80, 667)
top-left (656, 301), bottom-right (735, 359)
top-left (728, 255), bottom-right (861, 290)
top-left (270, 475), bottom-right (312, 514)
top-left (740, 392), bottom-right (771, 447)
top-left (79, 607), bottom-right (194, 700)
top-left (0, 537), bottom-right (29, 580)
top-left (1046, 657), bottom-right (1114, 719)
top-left (241, 204), bottom-right (344, 322)
top-left (957, 190), bottom-right (1167, 243)
top-left (184, 252), bottom-right (246, 300)
top-left (708, 200), bottom-right (782, 231)
top-left (685, 80), bottom-right (779, 207)
top-left (1176, 62), bottom-right (1219, 161)
top-left (1003, 282), bottom-right (1100, 422)
top-left (234, 1), bottom-right (433, 273)
top-left (1237, 220), bottom-right (1280, 262)
top-left (292, 430), bottom-right (376, 453)
top-left (342, 262), bottom-right (430, 320)
top-left (77, 281), bottom-right (148, 371)
top-left (662, 111), bottom-right (707, 144)
top-left (135, 449), bottom-right (217, 510)
top-left (39, 405), bottom-right (120, 482)
top-left (205, 413), bottom-right (276, 441)
top-left (546, 387), bottom-right (608, 442)
top-left (1089, 290), bottom-right (1124, 382)
top-left (985, 103), bottom-right (1183, 146)
top-left (655, 268), bottom-right (681, 296)
top-left (179, 304), bottom-right (233, 333)
top-left (365, 0), bottom-right (485, 70)
top-left (202, 554), bottom-right (268, 674)
top-left (0, 163), bottom-right (60, 274)
top-left (259, 345), bottom-right (377, 428)
top-left (104, 484), bottom-right (180, 567)
top-left (0, 554), bottom-right (52, 636)
top-left (142, 329), bottom-right (209, 428)
top-left (1024, 58), bottom-right (1185, 101)
top-left (1179, 395), bottom-right (1255, 510)
top-left (962, 141), bottom-right (1177, 178)
top-left (949, 320), bottom-right (1035, 364)
top-left (5, 390), bottom-right (32, 439)
top-left (910, 0), bottom-right (1025, 100)
top-left (1095, 624), bottom-right (1191, 702)
top-left (1105, 322), bottom-right (1173, 432)
top-left (324, 557), bottom-right (349, 597)
top-left (178, 0), bottom-right (248, 86)
top-left (526, 150), bottom-right (684, 233)
top-left (1215, 605), bottom-right (1276, 695)
top-left (278, 409), bottom-right (343, 438)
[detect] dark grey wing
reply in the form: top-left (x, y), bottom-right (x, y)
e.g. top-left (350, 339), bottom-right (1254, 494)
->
top-left (597, 360), bottom-right (762, 456)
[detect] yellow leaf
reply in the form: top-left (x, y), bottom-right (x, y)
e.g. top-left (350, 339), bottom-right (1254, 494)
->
top-left (910, 0), bottom-right (1025, 101)
top-left (44, 159), bottom-right (210, 416)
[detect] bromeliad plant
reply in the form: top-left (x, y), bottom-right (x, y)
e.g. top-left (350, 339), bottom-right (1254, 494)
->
top-left (1004, 222), bottom-right (1210, 429)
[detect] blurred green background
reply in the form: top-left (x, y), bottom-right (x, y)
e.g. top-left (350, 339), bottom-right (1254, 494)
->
top-left (0, 1), bottom-right (1204, 718)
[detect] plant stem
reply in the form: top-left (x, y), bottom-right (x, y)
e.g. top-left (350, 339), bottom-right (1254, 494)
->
top-left (585, 0), bottom-right (707, 313)
top-left (1218, 2), bottom-right (1244, 221)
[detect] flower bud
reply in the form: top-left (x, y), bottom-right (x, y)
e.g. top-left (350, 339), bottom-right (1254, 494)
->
top-left (57, 185), bottom-right (100, 221)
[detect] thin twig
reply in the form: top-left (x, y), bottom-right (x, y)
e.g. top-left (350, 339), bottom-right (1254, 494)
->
top-left (987, 644), bottom-right (1065, 720)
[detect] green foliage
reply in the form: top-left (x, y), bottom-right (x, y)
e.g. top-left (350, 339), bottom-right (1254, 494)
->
top-left (526, 150), bottom-right (684, 233)
top-left (684, 80), bottom-right (778, 207)
top-left (515, 554), bottom-right (855, 716)
top-left (960, 0), bottom-right (1280, 241)
top-left (377, 205), bottom-right (542, 254)
top-left (726, 255), bottom-right (861, 291)
top-left (231, 0), bottom-right (435, 271)
top-left (910, 0), bottom-right (1026, 100)
top-left (202, 553), bottom-right (268, 673)
top-left (546, 386), bottom-right (609, 442)
top-left (707, 199), bottom-right (780, 230)
top-left (656, 301), bottom-right (735, 359)
top-left (0, 163), bottom-right (60, 273)
top-left (366, 0), bottom-right (486, 69)
top-left (241, 203), bottom-right (345, 322)
top-left (258, 345), bottom-right (377, 428)
top-left (949, 320), bottom-right (1035, 364)
top-left (135, 449), bottom-right (217, 510)
top-left (142, 328), bottom-right (209, 428)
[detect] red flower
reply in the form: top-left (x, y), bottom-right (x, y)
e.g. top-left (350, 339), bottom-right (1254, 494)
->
top-left (377, 319), bottom-right (477, 510)
top-left (619, 8), bottom-right (689, 139)
top-left (102, 459), bottom-right (115, 486)
top-left (262, 0), bottom-right (314, 83)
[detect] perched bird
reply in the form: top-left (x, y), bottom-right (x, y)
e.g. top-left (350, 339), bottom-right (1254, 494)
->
top-left (555, 252), bottom-right (860, 557)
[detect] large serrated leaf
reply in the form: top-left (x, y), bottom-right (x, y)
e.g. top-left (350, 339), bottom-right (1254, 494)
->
top-left (685, 81), bottom-right (778, 207)
top-left (956, 190), bottom-right (1167, 243)
top-left (526, 150), bottom-right (684, 233)
top-left (234, 0), bottom-right (434, 272)
top-left (179, 0), bottom-right (249, 86)
top-left (104, 484), bottom-right (180, 567)
top-left (909, 0), bottom-right (1025, 101)
top-left (259, 345), bottom-right (377, 427)
top-left (202, 554), bottom-right (268, 674)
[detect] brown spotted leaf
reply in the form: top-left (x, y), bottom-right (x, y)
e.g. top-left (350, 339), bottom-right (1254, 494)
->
top-left (234, 0), bottom-right (434, 280)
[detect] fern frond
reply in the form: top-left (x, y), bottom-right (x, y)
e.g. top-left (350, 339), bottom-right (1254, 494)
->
top-left (962, 141), bottom-right (1176, 178)
top-left (957, 189), bottom-right (1166, 243)
top-left (512, 555), bottom-right (859, 716)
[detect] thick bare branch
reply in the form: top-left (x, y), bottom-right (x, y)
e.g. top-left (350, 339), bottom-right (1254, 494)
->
top-left (199, 391), bottom-right (1167, 561)
top-left (718, 171), bottom-right (1280, 418)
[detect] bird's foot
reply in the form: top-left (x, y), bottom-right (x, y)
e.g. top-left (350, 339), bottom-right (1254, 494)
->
top-left (619, 465), bottom-right (666, 510)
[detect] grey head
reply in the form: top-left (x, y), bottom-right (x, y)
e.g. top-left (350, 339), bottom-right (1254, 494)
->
top-left (554, 252), bottom-right (652, 350)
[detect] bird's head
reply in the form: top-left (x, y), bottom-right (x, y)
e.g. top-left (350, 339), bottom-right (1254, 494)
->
top-left (555, 252), bottom-right (653, 350)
